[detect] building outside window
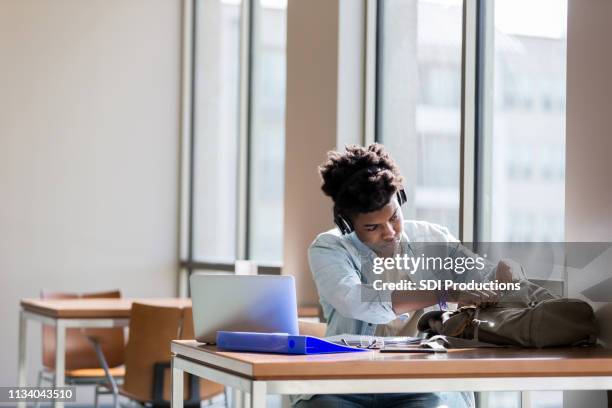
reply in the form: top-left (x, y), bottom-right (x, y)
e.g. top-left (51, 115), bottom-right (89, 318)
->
top-left (377, 0), bottom-right (567, 407)
top-left (377, 0), bottom-right (463, 237)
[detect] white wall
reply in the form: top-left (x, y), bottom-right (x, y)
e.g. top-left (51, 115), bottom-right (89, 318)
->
top-left (0, 0), bottom-right (182, 402)
top-left (565, 0), bottom-right (612, 406)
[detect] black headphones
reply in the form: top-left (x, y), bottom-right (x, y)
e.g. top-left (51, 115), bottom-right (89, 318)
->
top-left (334, 189), bottom-right (407, 235)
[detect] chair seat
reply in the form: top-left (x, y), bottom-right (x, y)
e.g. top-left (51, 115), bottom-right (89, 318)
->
top-left (64, 365), bottom-right (125, 378)
top-left (199, 381), bottom-right (225, 401)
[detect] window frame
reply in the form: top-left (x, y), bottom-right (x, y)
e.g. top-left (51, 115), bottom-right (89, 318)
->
top-left (371, 2), bottom-right (566, 407)
top-left (372, 0), bottom-right (474, 241)
top-left (372, 0), bottom-right (566, 245)
top-left (472, 0), bottom-right (567, 245)
top-left (179, 0), bottom-right (567, 286)
top-left (179, 0), bottom-right (282, 285)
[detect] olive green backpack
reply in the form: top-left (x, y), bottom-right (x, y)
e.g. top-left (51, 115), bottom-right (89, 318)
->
top-left (418, 280), bottom-right (599, 348)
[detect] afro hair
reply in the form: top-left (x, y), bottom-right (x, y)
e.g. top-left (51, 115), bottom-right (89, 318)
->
top-left (318, 143), bottom-right (404, 216)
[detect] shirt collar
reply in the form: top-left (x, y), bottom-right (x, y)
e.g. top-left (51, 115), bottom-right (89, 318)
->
top-left (348, 232), bottom-right (376, 258)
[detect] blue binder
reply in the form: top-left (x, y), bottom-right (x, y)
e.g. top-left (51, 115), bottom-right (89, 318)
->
top-left (216, 331), bottom-right (367, 355)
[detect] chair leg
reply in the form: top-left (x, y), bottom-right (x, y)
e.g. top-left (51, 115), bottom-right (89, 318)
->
top-left (94, 385), bottom-right (100, 408)
top-left (34, 371), bottom-right (43, 408)
top-left (224, 387), bottom-right (230, 408)
top-left (86, 336), bottom-right (120, 407)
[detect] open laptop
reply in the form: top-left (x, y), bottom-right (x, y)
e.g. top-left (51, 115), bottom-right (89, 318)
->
top-left (189, 273), bottom-right (299, 344)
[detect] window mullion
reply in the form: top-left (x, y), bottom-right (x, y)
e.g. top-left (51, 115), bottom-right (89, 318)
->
top-left (474, 0), bottom-right (494, 243)
top-left (364, 0), bottom-right (378, 146)
top-left (179, 0), bottom-right (196, 297)
top-left (460, 0), bottom-right (478, 242)
top-left (237, 0), bottom-right (254, 261)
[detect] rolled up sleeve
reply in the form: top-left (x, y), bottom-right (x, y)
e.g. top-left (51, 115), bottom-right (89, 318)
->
top-left (308, 237), bottom-right (396, 324)
top-left (412, 223), bottom-right (496, 284)
top-left (436, 225), bottom-right (497, 283)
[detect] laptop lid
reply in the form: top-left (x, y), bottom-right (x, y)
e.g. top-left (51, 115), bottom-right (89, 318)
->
top-left (189, 273), bottom-right (299, 344)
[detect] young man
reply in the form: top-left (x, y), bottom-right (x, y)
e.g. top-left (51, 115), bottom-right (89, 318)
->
top-left (294, 144), bottom-right (512, 408)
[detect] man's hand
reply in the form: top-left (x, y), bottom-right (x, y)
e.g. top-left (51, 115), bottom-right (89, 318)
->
top-left (496, 260), bottom-right (514, 283)
top-left (452, 289), bottom-right (500, 308)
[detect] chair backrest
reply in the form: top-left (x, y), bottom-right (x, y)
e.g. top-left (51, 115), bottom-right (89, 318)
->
top-left (122, 302), bottom-right (182, 402)
top-left (41, 290), bottom-right (125, 370)
top-left (181, 307), bottom-right (196, 340)
top-left (179, 307), bottom-right (225, 401)
top-left (298, 319), bottom-right (327, 338)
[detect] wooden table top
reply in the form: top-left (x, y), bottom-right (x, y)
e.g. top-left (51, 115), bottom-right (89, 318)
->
top-left (21, 298), bottom-right (192, 318)
top-left (171, 340), bottom-right (612, 380)
top-left (21, 298), bottom-right (320, 319)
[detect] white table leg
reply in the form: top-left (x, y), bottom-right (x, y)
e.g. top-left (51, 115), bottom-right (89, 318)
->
top-left (17, 310), bottom-right (27, 408)
top-left (172, 357), bottom-right (184, 408)
top-left (54, 320), bottom-right (65, 408)
top-left (521, 391), bottom-right (532, 408)
top-left (250, 382), bottom-right (266, 408)
top-left (281, 395), bottom-right (292, 408)
top-left (231, 388), bottom-right (246, 408)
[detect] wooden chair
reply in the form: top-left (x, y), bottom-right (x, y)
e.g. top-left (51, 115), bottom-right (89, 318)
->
top-left (37, 290), bottom-right (125, 408)
top-left (105, 302), bottom-right (220, 407)
top-left (298, 319), bottom-right (327, 337)
top-left (181, 307), bottom-right (226, 403)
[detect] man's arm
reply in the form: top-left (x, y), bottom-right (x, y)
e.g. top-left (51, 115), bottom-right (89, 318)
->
top-left (391, 290), bottom-right (438, 314)
top-left (392, 289), bottom-right (500, 314)
top-left (309, 235), bottom-right (397, 324)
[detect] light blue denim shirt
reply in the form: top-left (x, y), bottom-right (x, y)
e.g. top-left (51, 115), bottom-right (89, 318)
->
top-left (309, 220), bottom-right (496, 338)
top-left (300, 220), bottom-right (497, 408)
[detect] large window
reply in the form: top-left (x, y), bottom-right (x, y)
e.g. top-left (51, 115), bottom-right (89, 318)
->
top-left (377, 0), bottom-right (464, 237)
top-left (192, 0), bottom-right (242, 263)
top-left (377, 0), bottom-right (567, 247)
top-left (475, 2), bottom-right (567, 406)
top-left (377, 1), bottom-right (567, 407)
top-left (249, 0), bottom-right (287, 263)
top-left (187, 0), bottom-right (287, 270)
top-left (477, 0), bottom-right (567, 244)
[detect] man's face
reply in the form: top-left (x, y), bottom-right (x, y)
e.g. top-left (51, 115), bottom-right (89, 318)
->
top-left (352, 197), bottom-right (404, 257)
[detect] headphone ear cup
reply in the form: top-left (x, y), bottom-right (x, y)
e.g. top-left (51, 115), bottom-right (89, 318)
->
top-left (344, 216), bottom-right (354, 234)
top-left (397, 189), bottom-right (407, 206)
top-left (334, 214), bottom-right (354, 235)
